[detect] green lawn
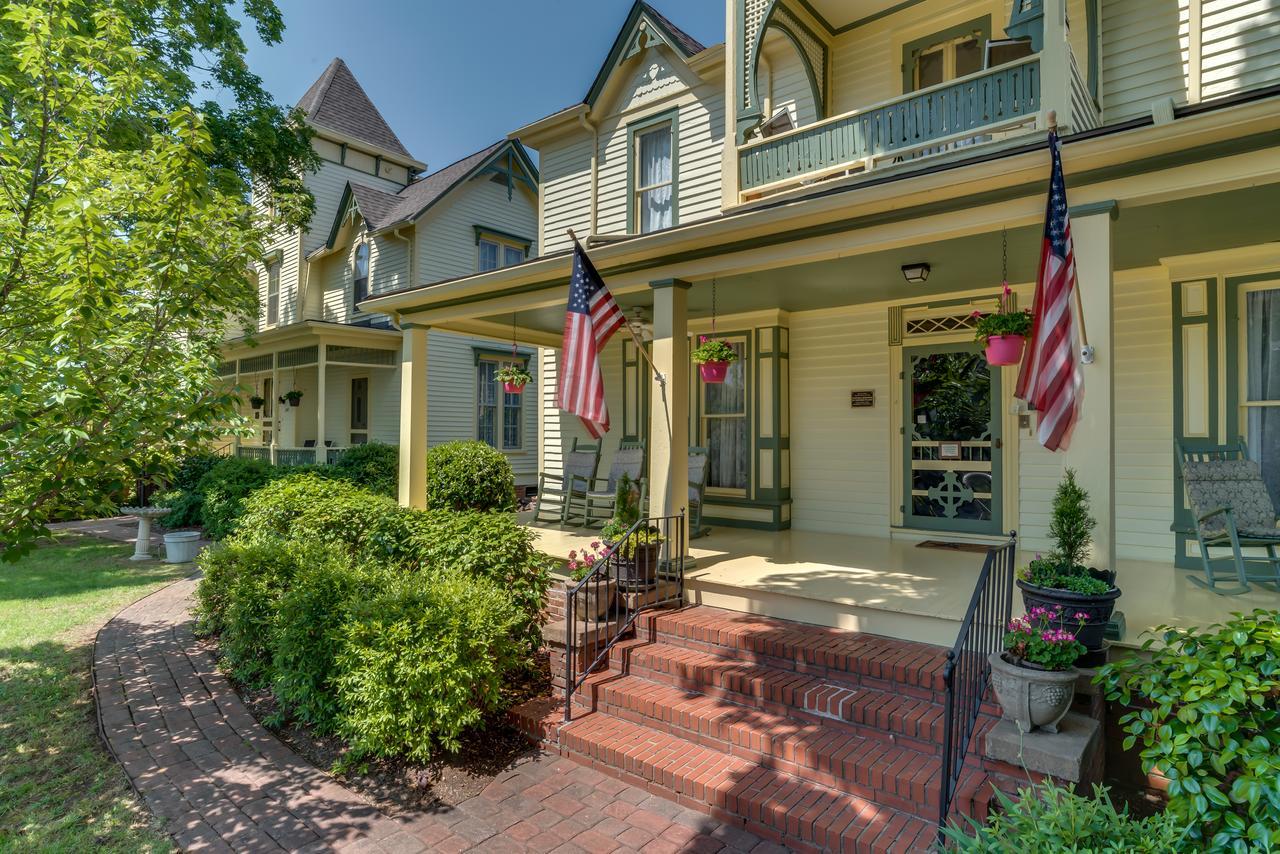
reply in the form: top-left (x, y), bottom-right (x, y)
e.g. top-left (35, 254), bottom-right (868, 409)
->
top-left (0, 536), bottom-right (191, 853)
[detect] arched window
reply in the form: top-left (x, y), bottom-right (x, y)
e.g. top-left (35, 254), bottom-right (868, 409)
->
top-left (353, 243), bottom-right (370, 307)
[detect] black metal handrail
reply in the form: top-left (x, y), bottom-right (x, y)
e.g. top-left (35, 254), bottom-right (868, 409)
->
top-left (563, 512), bottom-right (686, 722)
top-left (937, 531), bottom-right (1017, 839)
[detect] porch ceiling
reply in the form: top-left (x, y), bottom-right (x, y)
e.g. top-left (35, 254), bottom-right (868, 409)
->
top-left (490, 183), bottom-right (1280, 337)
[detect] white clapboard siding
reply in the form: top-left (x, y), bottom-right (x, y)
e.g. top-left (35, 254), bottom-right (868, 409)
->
top-left (1200, 0), bottom-right (1280, 100)
top-left (323, 364), bottom-right (400, 447)
top-left (540, 348), bottom-right (564, 477)
top-left (541, 340), bottom-right (625, 483)
top-left (788, 305), bottom-right (892, 536)
top-left (416, 173), bottom-right (538, 284)
top-left (1114, 272), bottom-right (1175, 560)
top-left (316, 225), bottom-right (403, 327)
top-left (758, 30), bottom-right (819, 129)
top-left (539, 134), bottom-right (593, 256)
top-left (1101, 0), bottom-right (1190, 121)
top-left (302, 159), bottom-right (405, 255)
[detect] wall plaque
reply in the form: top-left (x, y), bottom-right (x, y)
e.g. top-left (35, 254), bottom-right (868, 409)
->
top-left (850, 390), bottom-right (875, 408)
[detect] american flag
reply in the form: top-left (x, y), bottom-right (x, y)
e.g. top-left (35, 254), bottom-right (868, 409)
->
top-left (557, 241), bottom-right (625, 438)
top-left (1015, 131), bottom-right (1082, 452)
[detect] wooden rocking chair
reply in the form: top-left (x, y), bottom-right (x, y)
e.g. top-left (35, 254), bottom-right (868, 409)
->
top-left (532, 438), bottom-right (601, 525)
top-left (688, 446), bottom-right (710, 538)
top-left (1177, 442), bottom-right (1280, 595)
top-left (579, 441), bottom-right (647, 527)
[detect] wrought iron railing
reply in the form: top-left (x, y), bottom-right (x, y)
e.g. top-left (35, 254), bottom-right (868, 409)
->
top-left (563, 512), bottom-right (686, 722)
top-left (937, 531), bottom-right (1017, 838)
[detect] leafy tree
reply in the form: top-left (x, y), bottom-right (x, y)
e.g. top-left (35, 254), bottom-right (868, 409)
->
top-left (0, 0), bottom-right (315, 559)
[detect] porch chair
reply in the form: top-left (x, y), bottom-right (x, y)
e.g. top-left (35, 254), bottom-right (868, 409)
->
top-left (688, 446), bottom-right (710, 538)
top-left (580, 441), bottom-right (647, 527)
top-left (531, 438), bottom-right (601, 525)
top-left (1177, 441), bottom-right (1280, 595)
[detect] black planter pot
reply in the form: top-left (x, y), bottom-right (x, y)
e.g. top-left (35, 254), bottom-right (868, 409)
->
top-left (610, 543), bottom-right (662, 591)
top-left (1017, 578), bottom-right (1121, 664)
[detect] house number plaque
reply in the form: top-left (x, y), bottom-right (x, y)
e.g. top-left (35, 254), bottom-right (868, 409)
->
top-left (850, 390), bottom-right (875, 408)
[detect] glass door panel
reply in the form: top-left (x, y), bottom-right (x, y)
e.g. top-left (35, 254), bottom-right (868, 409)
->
top-left (1243, 286), bottom-right (1280, 506)
top-left (903, 344), bottom-right (1002, 534)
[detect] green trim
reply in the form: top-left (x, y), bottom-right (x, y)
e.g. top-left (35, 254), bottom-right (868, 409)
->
top-left (405, 140), bottom-right (539, 227)
top-left (649, 277), bottom-right (692, 290)
top-left (626, 109), bottom-right (681, 236)
top-left (1171, 277), bottom-right (1221, 566)
top-left (1085, 0), bottom-right (1100, 102)
top-left (901, 16), bottom-right (991, 94)
top-left (472, 225), bottom-right (534, 250)
top-left (1070, 200), bottom-right (1119, 219)
top-left (471, 346), bottom-right (532, 366)
top-left (1225, 271), bottom-right (1280, 441)
top-left (1006, 0), bottom-right (1044, 50)
top-left (901, 340), bottom-right (1003, 536)
top-left (769, 21), bottom-right (826, 119)
top-left (584, 2), bottom-right (704, 108)
top-left (695, 329), bottom-right (753, 498)
top-left (621, 337), bottom-right (652, 445)
top-left (740, 1), bottom-right (830, 141)
top-left (753, 326), bottom-right (790, 504)
top-left (840, 0), bottom-right (925, 34)
top-left (702, 496), bottom-right (791, 531)
top-left (339, 143), bottom-right (348, 165)
top-left (383, 131), bottom-right (1280, 317)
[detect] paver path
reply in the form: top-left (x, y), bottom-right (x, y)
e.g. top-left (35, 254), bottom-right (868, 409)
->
top-left (95, 574), bottom-right (768, 853)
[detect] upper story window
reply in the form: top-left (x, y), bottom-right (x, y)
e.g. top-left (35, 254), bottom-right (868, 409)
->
top-left (353, 243), bottom-right (370, 308)
top-left (478, 236), bottom-right (526, 272)
top-left (265, 259), bottom-right (281, 326)
top-left (477, 358), bottom-right (524, 451)
top-left (633, 120), bottom-right (674, 234)
top-left (904, 18), bottom-right (989, 92)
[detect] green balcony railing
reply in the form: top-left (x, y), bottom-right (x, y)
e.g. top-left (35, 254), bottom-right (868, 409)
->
top-left (739, 55), bottom-right (1041, 194)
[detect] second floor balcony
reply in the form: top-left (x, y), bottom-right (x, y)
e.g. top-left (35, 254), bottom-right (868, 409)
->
top-left (732, 0), bottom-right (1097, 201)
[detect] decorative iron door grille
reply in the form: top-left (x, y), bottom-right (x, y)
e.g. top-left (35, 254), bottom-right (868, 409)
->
top-left (902, 343), bottom-right (1002, 535)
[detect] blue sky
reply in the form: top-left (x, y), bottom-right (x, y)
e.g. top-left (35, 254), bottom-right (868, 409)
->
top-left (236, 0), bottom-right (724, 172)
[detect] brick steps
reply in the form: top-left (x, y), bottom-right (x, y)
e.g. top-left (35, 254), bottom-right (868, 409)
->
top-left (583, 672), bottom-right (944, 816)
top-left (604, 639), bottom-right (945, 751)
top-left (560, 712), bottom-right (937, 853)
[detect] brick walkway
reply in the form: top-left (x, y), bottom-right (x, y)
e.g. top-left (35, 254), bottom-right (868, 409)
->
top-left (95, 575), bottom-right (766, 853)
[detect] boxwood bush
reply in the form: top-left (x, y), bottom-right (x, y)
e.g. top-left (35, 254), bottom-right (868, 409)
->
top-left (192, 456), bottom-right (279, 540)
top-left (427, 440), bottom-right (515, 512)
top-left (329, 442), bottom-right (398, 499)
top-left (332, 570), bottom-right (522, 762)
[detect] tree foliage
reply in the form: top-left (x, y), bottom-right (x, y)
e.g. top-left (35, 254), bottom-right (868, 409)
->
top-left (0, 0), bottom-right (315, 558)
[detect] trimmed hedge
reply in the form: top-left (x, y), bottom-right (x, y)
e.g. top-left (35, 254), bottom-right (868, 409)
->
top-left (427, 441), bottom-right (515, 512)
top-left (329, 442), bottom-right (398, 499)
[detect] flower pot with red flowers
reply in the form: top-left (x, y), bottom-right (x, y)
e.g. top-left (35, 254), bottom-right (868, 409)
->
top-left (973, 284), bottom-right (1033, 366)
top-left (496, 364), bottom-right (533, 395)
top-left (567, 542), bottom-right (616, 620)
top-left (692, 337), bottom-right (738, 384)
top-left (990, 606), bottom-right (1087, 734)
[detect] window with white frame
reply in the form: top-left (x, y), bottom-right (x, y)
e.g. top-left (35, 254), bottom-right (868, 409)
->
top-left (265, 259), bottom-right (281, 325)
top-left (350, 376), bottom-right (369, 445)
top-left (699, 338), bottom-right (748, 492)
top-left (476, 359), bottom-right (524, 450)
top-left (353, 243), bottom-right (370, 307)
top-left (478, 236), bottom-right (526, 273)
top-left (633, 122), bottom-right (674, 234)
top-left (1240, 282), bottom-right (1280, 505)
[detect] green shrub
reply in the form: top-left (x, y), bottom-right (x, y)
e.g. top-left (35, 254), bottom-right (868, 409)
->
top-left (171, 450), bottom-right (226, 492)
top-left (426, 441), bottom-right (515, 512)
top-left (330, 442), bottom-right (398, 499)
top-left (332, 571), bottom-right (522, 762)
top-left (941, 782), bottom-right (1189, 852)
top-left (198, 457), bottom-right (277, 540)
top-left (155, 488), bottom-right (204, 529)
top-left (1099, 610), bottom-right (1280, 851)
top-left (271, 555), bottom-right (387, 732)
top-left (233, 474), bottom-right (386, 544)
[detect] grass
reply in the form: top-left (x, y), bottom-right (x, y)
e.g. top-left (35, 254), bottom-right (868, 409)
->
top-left (0, 535), bottom-right (192, 853)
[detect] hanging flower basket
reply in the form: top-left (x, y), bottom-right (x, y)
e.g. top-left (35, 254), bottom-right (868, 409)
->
top-left (279, 389), bottom-right (303, 407)
top-left (496, 364), bottom-right (533, 395)
top-left (985, 335), bottom-right (1026, 366)
top-left (691, 337), bottom-right (738, 384)
top-left (249, 395), bottom-right (266, 410)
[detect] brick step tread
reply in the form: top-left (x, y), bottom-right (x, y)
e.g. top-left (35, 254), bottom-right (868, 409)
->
top-left (585, 673), bottom-right (944, 810)
top-left (641, 607), bottom-right (949, 694)
top-left (560, 711), bottom-right (936, 853)
top-left (607, 640), bottom-right (945, 746)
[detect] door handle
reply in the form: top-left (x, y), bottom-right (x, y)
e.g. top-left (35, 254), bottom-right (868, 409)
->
top-left (994, 437), bottom-right (1003, 449)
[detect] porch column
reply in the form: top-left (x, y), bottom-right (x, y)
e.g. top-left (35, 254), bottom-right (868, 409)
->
top-left (648, 279), bottom-right (691, 543)
top-left (1039, 0), bottom-right (1073, 132)
top-left (398, 324), bottom-right (429, 508)
top-left (232, 362), bottom-right (241, 457)
top-left (1059, 203), bottom-right (1116, 568)
top-left (270, 356), bottom-right (280, 464)
top-left (315, 343), bottom-right (327, 464)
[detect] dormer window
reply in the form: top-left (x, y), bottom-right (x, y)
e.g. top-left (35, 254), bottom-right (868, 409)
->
top-left (476, 230), bottom-right (529, 273)
top-left (353, 243), bottom-right (369, 308)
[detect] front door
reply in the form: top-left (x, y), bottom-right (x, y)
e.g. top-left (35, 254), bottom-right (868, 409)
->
top-left (902, 343), bottom-right (1002, 535)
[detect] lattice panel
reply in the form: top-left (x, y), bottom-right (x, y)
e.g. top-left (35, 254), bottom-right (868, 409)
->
top-left (278, 345), bottom-right (318, 368)
top-left (904, 314), bottom-right (979, 336)
top-left (238, 354), bottom-right (272, 374)
top-left (742, 0), bottom-right (772, 109)
top-left (216, 360), bottom-right (237, 377)
top-left (326, 345), bottom-right (396, 366)
top-left (772, 5), bottom-right (826, 112)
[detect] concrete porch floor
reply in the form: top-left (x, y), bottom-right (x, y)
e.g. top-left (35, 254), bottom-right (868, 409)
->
top-left (521, 515), bottom-right (1280, 649)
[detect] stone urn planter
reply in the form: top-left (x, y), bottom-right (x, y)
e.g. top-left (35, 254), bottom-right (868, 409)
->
top-left (564, 576), bottom-right (617, 621)
top-left (989, 652), bottom-right (1077, 734)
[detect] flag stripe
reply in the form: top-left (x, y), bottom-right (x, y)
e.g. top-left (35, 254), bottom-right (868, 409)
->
top-left (558, 241), bottom-right (625, 438)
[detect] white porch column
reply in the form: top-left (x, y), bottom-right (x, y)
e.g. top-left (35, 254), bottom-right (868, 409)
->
top-left (1059, 203), bottom-right (1116, 568)
top-left (270, 357), bottom-right (280, 464)
top-left (315, 343), bottom-right (327, 464)
top-left (398, 324), bottom-right (429, 508)
top-left (232, 362), bottom-right (241, 457)
top-left (648, 279), bottom-right (691, 544)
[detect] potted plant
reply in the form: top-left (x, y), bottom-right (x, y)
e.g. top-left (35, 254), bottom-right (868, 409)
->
top-left (601, 474), bottom-right (664, 590)
top-left (566, 541), bottom-right (616, 620)
top-left (248, 394), bottom-right (266, 410)
top-left (691, 337), bottom-right (738, 384)
top-left (989, 605), bottom-right (1087, 733)
top-left (972, 284), bottom-right (1033, 366)
top-left (1017, 469), bottom-right (1121, 665)
top-left (278, 389), bottom-right (303, 407)
top-left (496, 363), bottom-right (533, 395)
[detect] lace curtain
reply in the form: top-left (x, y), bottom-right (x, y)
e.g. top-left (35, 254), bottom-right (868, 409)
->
top-left (638, 128), bottom-right (672, 233)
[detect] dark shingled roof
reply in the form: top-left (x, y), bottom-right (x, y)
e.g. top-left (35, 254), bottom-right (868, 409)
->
top-left (296, 58), bottom-right (414, 161)
top-left (346, 183), bottom-right (404, 231)
top-left (639, 2), bottom-right (705, 57)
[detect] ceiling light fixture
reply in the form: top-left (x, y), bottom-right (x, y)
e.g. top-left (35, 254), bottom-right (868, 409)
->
top-left (901, 262), bottom-right (931, 284)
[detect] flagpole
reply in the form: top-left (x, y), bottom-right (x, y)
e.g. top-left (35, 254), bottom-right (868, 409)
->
top-left (1047, 111), bottom-right (1091, 352)
top-left (566, 229), bottom-right (666, 385)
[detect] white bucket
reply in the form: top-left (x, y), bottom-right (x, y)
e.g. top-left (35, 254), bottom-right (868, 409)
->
top-left (163, 531), bottom-right (202, 564)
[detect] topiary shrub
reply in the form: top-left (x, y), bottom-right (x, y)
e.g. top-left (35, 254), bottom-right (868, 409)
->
top-left (941, 781), bottom-right (1189, 852)
top-left (197, 456), bottom-right (278, 540)
top-left (332, 570), bottom-right (522, 762)
top-left (233, 473), bottom-right (385, 544)
top-left (426, 440), bottom-right (515, 512)
top-left (330, 442), bottom-right (398, 499)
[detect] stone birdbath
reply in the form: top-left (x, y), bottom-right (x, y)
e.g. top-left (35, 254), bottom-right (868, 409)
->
top-left (119, 505), bottom-right (168, 561)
